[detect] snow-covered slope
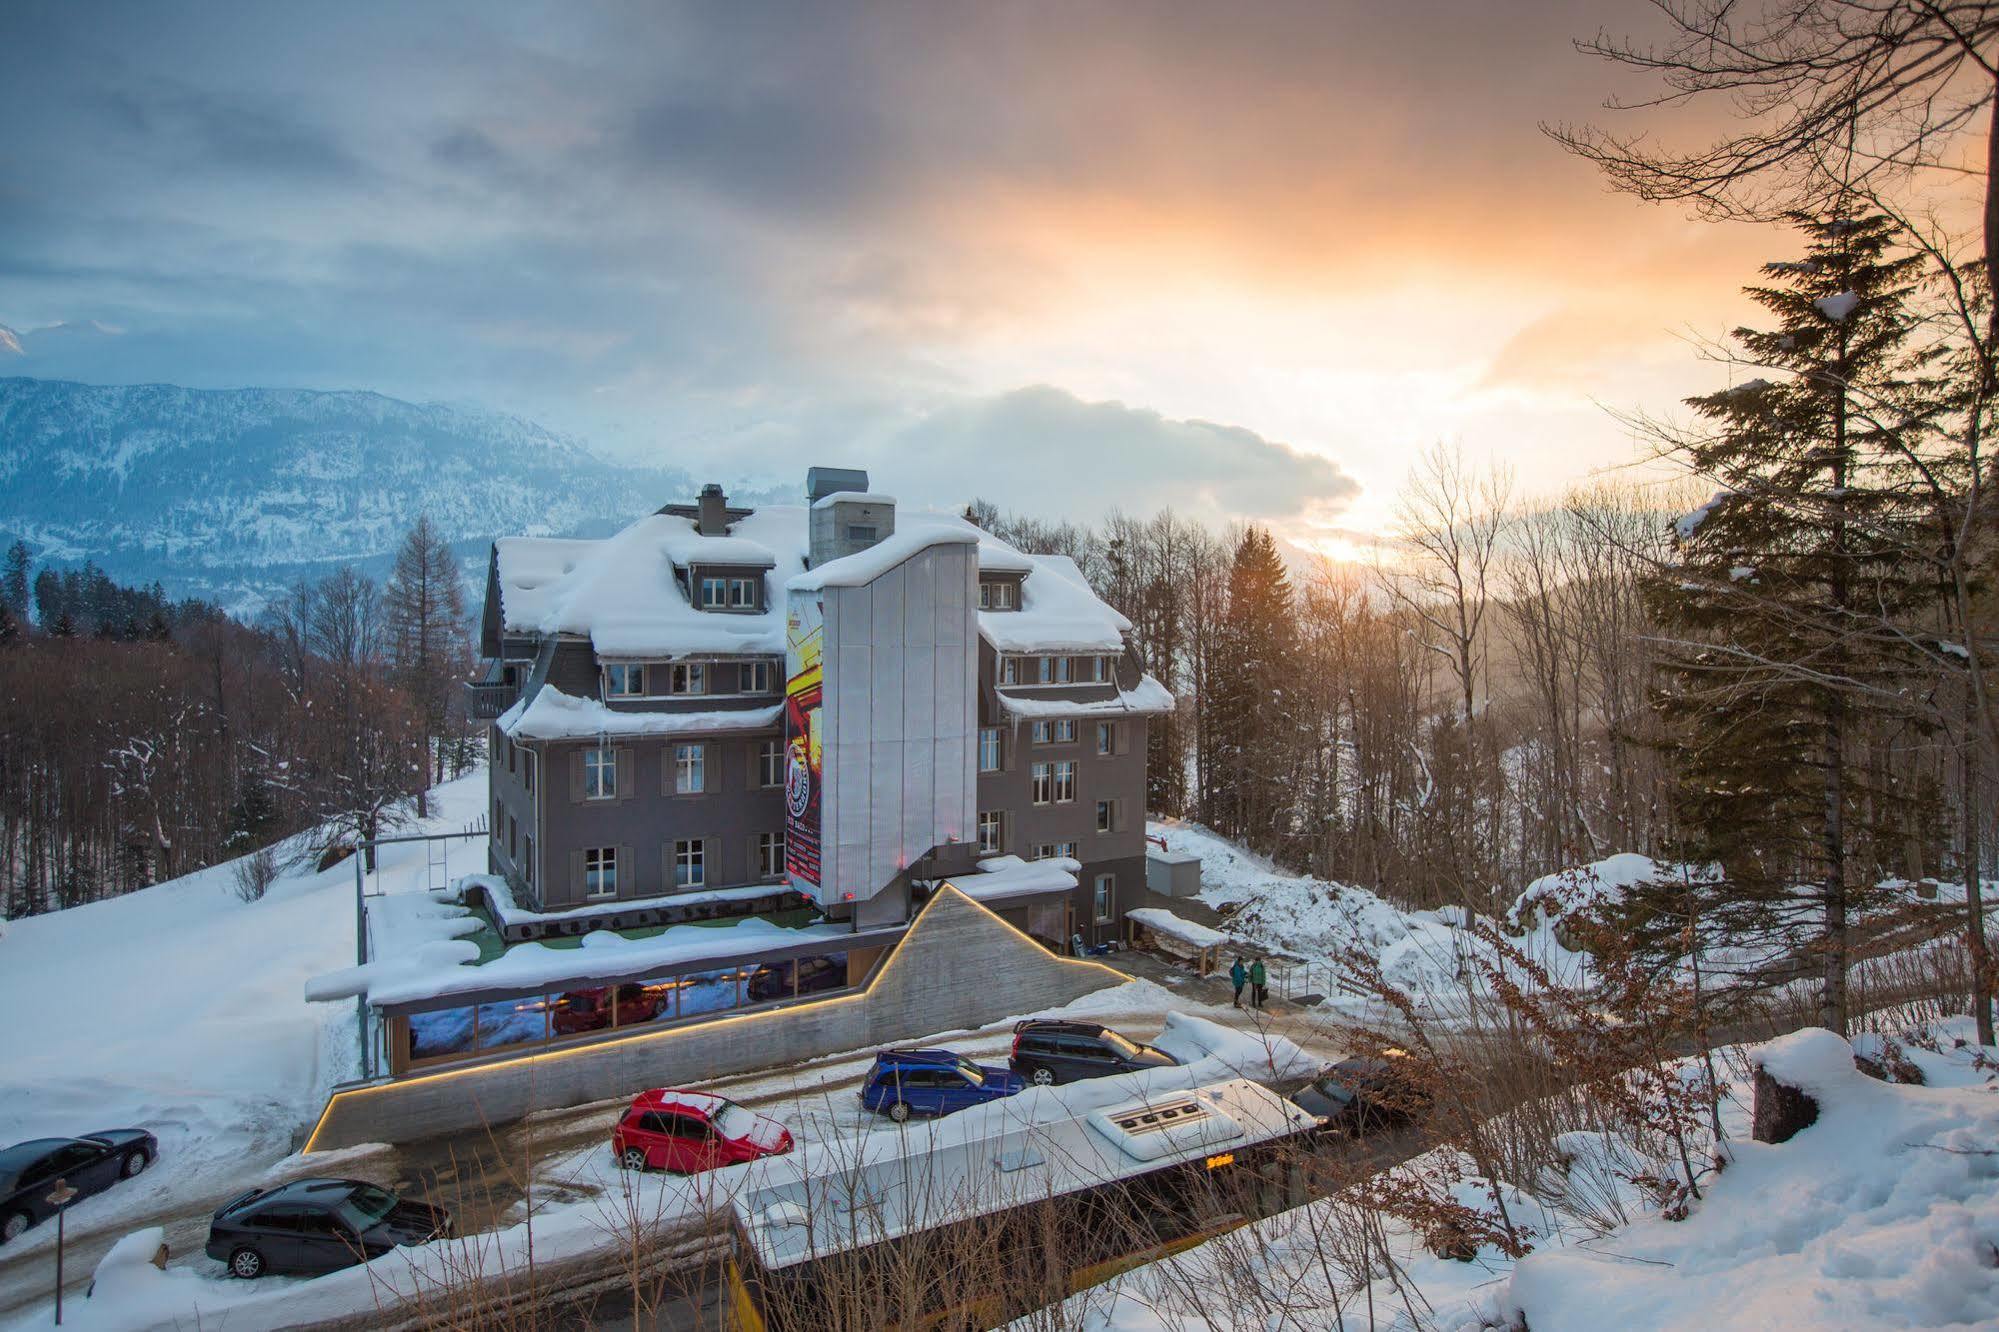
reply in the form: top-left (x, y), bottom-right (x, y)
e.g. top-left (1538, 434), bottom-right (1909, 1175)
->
top-left (0, 377), bottom-right (705, 615)
top-left (0, 771), bottom-right (493, 1254)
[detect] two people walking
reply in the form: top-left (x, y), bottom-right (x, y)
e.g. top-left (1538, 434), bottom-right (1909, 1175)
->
top-left (1230, 956), bottom-right (1268, 1009)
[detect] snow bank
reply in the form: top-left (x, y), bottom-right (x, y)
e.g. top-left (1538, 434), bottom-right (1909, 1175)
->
top-left (1507, 853), bottom-right (1663, 931)
top-left (1148, 1012), bottom-right (1315, 1083)
top-left (998, 675), bottom-right (1173, 718)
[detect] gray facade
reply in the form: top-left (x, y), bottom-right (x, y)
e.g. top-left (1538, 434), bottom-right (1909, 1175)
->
top-left (471, 473), bottom-right (1170, 938)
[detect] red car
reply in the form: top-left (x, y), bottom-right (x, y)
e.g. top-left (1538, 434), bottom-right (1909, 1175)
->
top-left (553, 983), bottom-right (665, 1036)
top-left (612, 1090), bottom-right (794, 1174)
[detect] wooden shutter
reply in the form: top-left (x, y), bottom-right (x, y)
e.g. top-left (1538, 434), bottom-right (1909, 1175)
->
top-left (568, 748), bottom-right (584, 803)
top-left (567, 849), bottom-right (584, 902)
top-left (619, 844), bottom-right (633, 898)
top-left (616, 746), bottom-right (633, 803)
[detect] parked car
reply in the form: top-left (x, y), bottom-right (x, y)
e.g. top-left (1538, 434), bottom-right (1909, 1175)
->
top-left (860, 1049), bottom-right (1027, 1122)
top-left (206, 1177), bottom-right (449, 1279)
top-left (1291, 1052), bottom-right (1431, 1135)
top-left (0, 1131), bottom-right (158, 1243)
top-left (747, 956), bottom-right (846, 1003)
top-left (1008, 1020), bottom-right (1177, 1087)
top-left (613, 1090), bottom-right (794, 1173)
top-left (552, 983), bottom-right (665, 1036)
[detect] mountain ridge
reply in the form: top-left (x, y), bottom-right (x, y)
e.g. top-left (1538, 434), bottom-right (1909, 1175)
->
top-left (0, 375), bottom-right (728, 616)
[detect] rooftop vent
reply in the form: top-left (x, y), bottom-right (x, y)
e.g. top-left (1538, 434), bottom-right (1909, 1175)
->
top-left (806, 466), bottom-right (870, 506)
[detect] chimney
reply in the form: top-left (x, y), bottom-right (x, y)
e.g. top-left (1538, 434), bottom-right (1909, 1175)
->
top-left (804, 466), bottom-right (892, 568)
top-left (697, 482), bottom-right (728, 536)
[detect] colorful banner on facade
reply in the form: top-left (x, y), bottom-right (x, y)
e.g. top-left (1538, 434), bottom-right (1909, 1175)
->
top-left (783, 595), bottom-right (824, 897)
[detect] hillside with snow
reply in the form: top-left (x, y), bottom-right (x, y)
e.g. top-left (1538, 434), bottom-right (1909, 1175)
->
top-left (0, 377), bottom-right (724, 614)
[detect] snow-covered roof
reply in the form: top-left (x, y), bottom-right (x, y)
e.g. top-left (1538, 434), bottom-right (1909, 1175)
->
top-left (308, 898), bottom-right (859, 1010)
top-left (490, 502), bottom-right (1124, 657)
top-left (946, 854), bottom-right (1078, 903)
top-left (499, 686), bottom-right (782, 741)
top-left (997, 675), bottom-right (1175, 720)
top-left (733, 1076), bottom-right (1316, 1271)
top-left (465, 873), bottom-right (794, 930)
top-left (981, 553), bottom-right (1131, 654)
top-left (658, 529), bottom-right (778, 570)
top-left (787, 526), bottom-right (979, 592)
top-left (1127, 907), bottom-right (1233, 950)
top-left (809, 490), bottom-right (894, 509)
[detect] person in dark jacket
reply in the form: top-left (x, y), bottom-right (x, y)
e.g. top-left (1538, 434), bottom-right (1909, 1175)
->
top-left (1249, 958), bottom-right (1268, 1009)
top-left (1229, 957), bottom-right (1248, 1007)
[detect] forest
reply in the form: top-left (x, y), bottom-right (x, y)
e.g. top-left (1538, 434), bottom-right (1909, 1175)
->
top-left (0, 517), bottom-right (472, 916)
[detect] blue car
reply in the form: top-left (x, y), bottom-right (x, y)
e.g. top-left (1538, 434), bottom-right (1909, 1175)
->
top-left (860, 1049), bottom-right (1026, 1122)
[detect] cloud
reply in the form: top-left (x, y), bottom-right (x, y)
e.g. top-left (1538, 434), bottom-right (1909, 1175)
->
top-left (851, 385), bottom-right (1359, 526)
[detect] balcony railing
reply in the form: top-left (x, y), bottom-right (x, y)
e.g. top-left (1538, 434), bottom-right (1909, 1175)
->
top-left (464, 679), bottom-right (517, 721)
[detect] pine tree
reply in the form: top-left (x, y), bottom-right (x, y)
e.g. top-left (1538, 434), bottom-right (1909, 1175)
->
top-left (0, 541), bottom-right (29, 617)
top-left (382, 514), bottom-right (468, 817)
top-left (1641, 211), bottom-right (1943, 1032)
top-left (1202, 528), bottom-right (1297, 848)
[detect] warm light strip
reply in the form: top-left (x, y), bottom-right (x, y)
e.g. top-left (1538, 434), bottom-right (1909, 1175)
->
top-left (301, 887), bottom-right (1125, 1153)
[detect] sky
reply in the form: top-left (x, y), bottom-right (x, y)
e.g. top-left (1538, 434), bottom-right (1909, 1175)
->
top-left (0, 0), bottom-right (1785, 548)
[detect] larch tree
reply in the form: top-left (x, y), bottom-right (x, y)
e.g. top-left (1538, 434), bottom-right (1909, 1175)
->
top-left (383, 514), bottom-right (468, 818)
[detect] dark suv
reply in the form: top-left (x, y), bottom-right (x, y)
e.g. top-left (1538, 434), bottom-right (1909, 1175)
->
top-left (1009, 1020), bottom-right (1177, 1087)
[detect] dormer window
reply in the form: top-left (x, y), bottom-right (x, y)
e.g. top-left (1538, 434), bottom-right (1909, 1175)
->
top-left (697, 575), bottom-right (759, 611)
top-left (978, 580), bottom-right (1017, 610)
top-left (604, 663), bottom-right (644, 698)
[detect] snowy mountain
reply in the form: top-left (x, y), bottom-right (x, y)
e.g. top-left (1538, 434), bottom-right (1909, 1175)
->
top-left (0, 376), bottom-right (719, 616)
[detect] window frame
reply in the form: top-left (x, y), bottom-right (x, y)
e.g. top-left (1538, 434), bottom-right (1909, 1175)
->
top-left (976, 810), bottom-right (1003, 853)
top-left (674, 742), bottom-right (707, 795)
top-left (584, 846), bottom-right (618, 899)
top-left (1052, 759), bottom-right (1077, 804)
top-left (978, 580), bottom-right (1017, 611)
top-left (977, 727), bottom-right (1002, 773)
top-left (743, 661), bottom-right (774, 694)
top-left (757, 737), bottom-right (784, 788)
top-left (728, 577), bottom-right (758, 609)
top-left (1096, 722), bottom-right (1116, 755)
top-left (1094, 873), bottom-right (1115, 924)
top-left (1096, 798), bottom-right (1118, 834)
top-left (756, 831), bottom-right (785, 879)
top-left (583, 746), bottom-right (618, 800)
top-left (604, 663), bottom-right (645, 698)
top-left (674, 838), bottom-right (707, 890)
top-left (1031, 720), bottom-right (1052, 746)
top-left (1030, 762), bottom-right (1052, 806)
top-left (1052, 718), bottom-right (1077, 744)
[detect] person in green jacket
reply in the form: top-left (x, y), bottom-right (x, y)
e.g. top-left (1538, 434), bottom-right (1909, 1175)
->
top-left (1249, 958), bottom-right (1268, 1009)
top-left (1229, 956), bottom-right (1248, 1008)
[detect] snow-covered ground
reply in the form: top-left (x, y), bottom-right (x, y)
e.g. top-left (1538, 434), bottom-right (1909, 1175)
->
top-left (1034, 1017), bottom-right (1999, 1331)
top-left (1149, 819), bottom-right (1625, 1015)
top-left (0, 772), bottom-right (491, 1266)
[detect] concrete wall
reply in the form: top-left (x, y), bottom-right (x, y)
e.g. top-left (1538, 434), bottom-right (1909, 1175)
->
top-left (819, 541), bottom-right (978, 915)
top-left (303, 888), bottom-right (1123, 1152)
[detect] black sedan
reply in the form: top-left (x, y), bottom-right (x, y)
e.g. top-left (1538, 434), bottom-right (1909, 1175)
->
top-left (207, 1177), bottom-right (450, 1278)
top-left (1292, 1054), bottom-right (1431, 1135)
top-left (0, 1131), bottom-right (158, 1243)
